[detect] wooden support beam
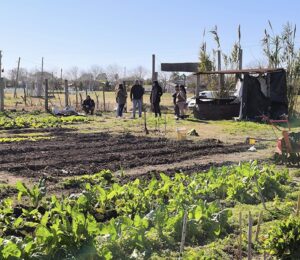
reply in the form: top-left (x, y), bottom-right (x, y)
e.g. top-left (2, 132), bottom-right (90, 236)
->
top-left (64, 79), bottom-right (69, 107)
top-left (45, 79), bottom-right (49, 111)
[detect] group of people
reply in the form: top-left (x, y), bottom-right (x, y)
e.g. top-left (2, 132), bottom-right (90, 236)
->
top-left (115, 79), bottom-right (163, 119)
top-left (82, 80), bottom-right (187, 119)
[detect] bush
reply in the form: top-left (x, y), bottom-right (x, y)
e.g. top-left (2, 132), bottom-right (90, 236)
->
top-left (264, 216), bottom-right (300, 259)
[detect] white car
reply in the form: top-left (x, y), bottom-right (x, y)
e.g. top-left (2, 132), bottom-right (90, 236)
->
top-left (187, 92), bottom-right (214, 108)
top-left (199, 91), bottom-right (217, 99)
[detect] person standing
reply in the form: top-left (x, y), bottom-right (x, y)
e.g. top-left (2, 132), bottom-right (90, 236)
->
top-left (116, 84), bottom-right (127, 117)
top-left (130, 80), bottom-right (144, 118)
top-left (172, 85), bottom-right (180, 119)
top-left (176, 85), bottom-right (187, 119)
top-left (150, 81), bottom-right (163, 117)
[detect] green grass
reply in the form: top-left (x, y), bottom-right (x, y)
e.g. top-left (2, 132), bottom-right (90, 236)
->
top-left (214, 120), bottom-right (270, 134)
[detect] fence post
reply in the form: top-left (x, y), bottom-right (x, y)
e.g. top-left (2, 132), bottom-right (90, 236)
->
top-left (75, 83), bottom-right (79, 108)
top-left (64, 80), bottom-right (69, 107)
top-left (248, 212), bottom-right (253, 260)
top-left (102, 84), bottom-right (106, 112)
top-left (45, 79), bottom-right (49, 111)
top-left (238, 212), bottom-right (243, 260)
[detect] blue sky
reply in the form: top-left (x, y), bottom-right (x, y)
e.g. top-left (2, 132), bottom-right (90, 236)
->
top-left (1, 0), bottom-right (300, 77)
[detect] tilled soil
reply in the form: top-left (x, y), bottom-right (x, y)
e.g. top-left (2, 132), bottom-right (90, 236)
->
top-left (0, 132), bottom-right (249, 178)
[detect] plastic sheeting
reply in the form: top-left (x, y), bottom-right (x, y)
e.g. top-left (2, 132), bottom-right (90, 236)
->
top-left (240, 69), bottom-right (288, 120)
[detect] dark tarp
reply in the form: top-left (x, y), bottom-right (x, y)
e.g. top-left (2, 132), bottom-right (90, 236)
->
top-left (240, 69), bottom-right (288, 120)
top-left (269, 70), bottom-right (288, 118)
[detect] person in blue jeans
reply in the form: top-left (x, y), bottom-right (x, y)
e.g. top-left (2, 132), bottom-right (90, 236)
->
top-left (130, 80), bottom-right (144, 118)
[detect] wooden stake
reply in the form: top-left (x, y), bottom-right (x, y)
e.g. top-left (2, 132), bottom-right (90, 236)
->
top-left (144, 111), bottom-right (149, 135)
top-left (23, 82), bottom-right (27, 105)
top-left (75, 83), bottom-right (78, 109)
top-left (296, 194), bottom-right (300, 216)
top-left (248, 212), bottom-right (252, 260)
top-left (102, 84), bottom-right (106, 112)
top-left (255, 211), bottom-right (263, 242)
top-left (179, 210), bottom-right (188, 258)
top-left (45, 79), bottom-right (49, 112)
top-left (64, 80), bottom-right (69, 107)
top-left (238, 212), bottom-right (243, 260)
top-left (164, 113), bottom-right (167, 135)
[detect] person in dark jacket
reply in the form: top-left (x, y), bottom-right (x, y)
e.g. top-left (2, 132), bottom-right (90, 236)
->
top-left (116, 84), bottom-right (127, 117)
top-left (172, 85), bottom-right (180, 119)
top-left (82, 95), bottom-right (95, 115)
top-left (130, 80), bottom-right (144, 118)
top-left (150, 81), bottom-right (163, 117)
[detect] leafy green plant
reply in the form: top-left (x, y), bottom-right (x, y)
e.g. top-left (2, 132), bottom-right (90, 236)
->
top-left (264, 216), bottom-right (300, 259)
top-left (16, 179), bottom-right (46, 208)
top-left (0, 162), bottom-right (296, 259)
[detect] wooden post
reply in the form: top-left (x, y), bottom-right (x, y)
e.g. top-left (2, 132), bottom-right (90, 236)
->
top-left (14, 57), bottom-right (21, 98)
top-left (296, 194), bottom-right (300, 216)
top-left (144, 110), bottom-right (149, 134)
top-left (45, 79), bottom-right (49, 111)
top-left (238, 212), bottom-right (243, 260)
top-left (248, 212), bottom-right (253, 260)
top-left (218, 50), bottom-right (221, 92)
top-left (196, 74), bottom-right (200, 98)
top-left (75, 83), bottom-right (79, 108)
top-left (164, 113), bottom-right (167, 135)
top-left (64, 80), bottom-right (69, 107)
top-left (0, 77), bottom-right (4, 112)
top-left (51, 72), bottom-right (55, 97)
top-left (102, 84), bottom-right (106, 112)
top-left (23, 83), bottom-right (27, 105)
top-left (255, 211), bottom-right (263, 242)
top-left (179, 210), bottom-right (188, 258)
top-left (152, 54), bottom-right (156, 81)
top-left (239, 48), bottom-right (243, 70)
